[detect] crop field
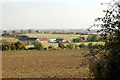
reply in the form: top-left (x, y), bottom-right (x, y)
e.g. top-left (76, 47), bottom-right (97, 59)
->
top-left (20, 34), bottom-right (88, 40)
top-left (2, 49), bottom-right (90, 78)
top-left (2, 37), bottom-right (19, 42)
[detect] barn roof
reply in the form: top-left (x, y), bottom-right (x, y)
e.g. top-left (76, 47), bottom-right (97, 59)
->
top-left (37, 38), bottom-right (48, 41)
top-left (19, 37), bottom-right (37, 41)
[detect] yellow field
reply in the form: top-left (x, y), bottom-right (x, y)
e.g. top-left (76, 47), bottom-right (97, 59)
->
top-left (2, 37), bottom-right (19, 42)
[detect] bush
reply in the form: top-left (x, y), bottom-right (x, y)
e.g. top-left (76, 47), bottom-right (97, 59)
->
top-left (10, 43), bottom-right (16, 50)
top-left (79, 43), bottom-right (85, 48)
top-left (66, 44), bottom-right (75, 49)
top-left (93, 44), bottom-right (103, 49)
top-left (2, 40), bottom-right (11, 50)
top-left (33, 41), bottom-right (44, 50)
top-left (75, 45), bottom-right (80, 49)
top-left (44, 47), bottom-right (48, 50)
top-left (2, 40), bottom-right (26, 50)
top-left (58, 42), bottom-right (65, 49)
top-left (14, 41), bottom-right (26, 50)
top-left (48, 45), bottom-right (55, 50)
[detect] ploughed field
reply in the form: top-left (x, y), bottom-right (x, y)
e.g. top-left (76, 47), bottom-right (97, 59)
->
top-left (2, 48), bottom-right (90, 78)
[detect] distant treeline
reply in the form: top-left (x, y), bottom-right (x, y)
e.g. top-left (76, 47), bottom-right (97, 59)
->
top-left (72, 34), bottom-right (108, 42)
top-left (2, 29), bottom-right (88, 35)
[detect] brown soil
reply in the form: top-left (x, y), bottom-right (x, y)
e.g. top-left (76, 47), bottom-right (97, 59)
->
top-left (2, 49), bottom-right (90, 78)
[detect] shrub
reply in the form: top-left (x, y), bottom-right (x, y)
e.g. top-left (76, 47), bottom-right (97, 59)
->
top-left (58, 42), bottom-right (65, 49)
top-left (2, 40), bottom-right (11, 50)
top-left (48, 45), bottom-right (55, 50)
top-left (66, 44), bottom-right (75, 49)
top-left (10, 43), bottom-right (16, 50)
top-left (33, 41), bottom-right (44, 50)
top-left (2, 40), bottom-right (26, 51)
top-left (75, 44), bottom-right (80, 49)
top-left (79, 43), bottom-right (85, 48)
top-left (94, 44), bottom-right (103, 49)
top-left (44, 47), bottom-right (48, 50)
top-left (14, 41), bottom-right (26, 50)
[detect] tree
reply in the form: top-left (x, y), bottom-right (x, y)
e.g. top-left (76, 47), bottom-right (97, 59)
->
top-left (33, 40), bottom-right (44, 50)
top-left (2, 40), bottom-right (11, 50)
top-left (87, 34), bottom-right (97, 42)
top-left (20, 30), bottom-right (24, 34)
top-left (14, 41), bottom-right (26, 50)
top-left (88, 1), bottom-right (120, 79)
top-left (44, 30), bottom-right (49, 34)
top-left (28, 29), bottom-right (32, 33)
top-left (12, 30), bottom-right (16, 34)
top-left (3, 30), bottom-right (8, 34)
top-left (36, 30), bottom-right (40, 33)
top-left (52, 30), bottom-right (57, 34)
top-left (24, 30), bottom-right (29, 34)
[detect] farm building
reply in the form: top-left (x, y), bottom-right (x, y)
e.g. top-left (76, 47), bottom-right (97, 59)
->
top-left (48, 38), bottom-right (66, 43)
top-left (36, 38), bottom-right (48, 44)
top-left (19, 37), bottom-right (37, 44)
top-left (48, 39), bottom-right (57, 43)
top-left (56, 38), bottom-right (66, 43)
top-left (19, 37), bottom-right (48, 44)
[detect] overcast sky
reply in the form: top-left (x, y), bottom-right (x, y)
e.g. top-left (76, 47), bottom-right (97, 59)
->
top-left (0, 0), bottom-right (111, 30)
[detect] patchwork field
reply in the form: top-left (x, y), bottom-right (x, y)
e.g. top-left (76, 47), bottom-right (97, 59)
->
top-left (20, 34), bottom-right (88, 40)
top-left (2, 49), bottom-right (90, 78)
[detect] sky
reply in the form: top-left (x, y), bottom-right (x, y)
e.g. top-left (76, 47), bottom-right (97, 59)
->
top-left (0, 0), bottom-right (112, 30)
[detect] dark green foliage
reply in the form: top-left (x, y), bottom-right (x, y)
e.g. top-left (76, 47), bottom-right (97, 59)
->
top-left (89, 1), bottom-right (120, 79)
top-left (14, 41), bottom-right (26, 50)
top-left (73, 37), bottom-right (85, 42)
top-left (2, 40), bottom-right (26, 50)
top-left (12, 30), bottom-right (16, 34)
top-left (20, 30), bottom-right (24, 34)
top-left (33, 41), bottom-right (44, 50)
top-left (44, 47), bottom-right (48, 50)
top-left (87, 34), bottom-right (97, 42)
top-left (10, 43), bottom-right (16, 50)
top-left (58, 42), bottom-right (65, 49)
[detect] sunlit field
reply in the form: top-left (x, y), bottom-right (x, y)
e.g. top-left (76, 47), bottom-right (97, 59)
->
top-left (20, 34), bottom-right (88, 40)
top-left (2, 49), bottom-right (90, 78)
